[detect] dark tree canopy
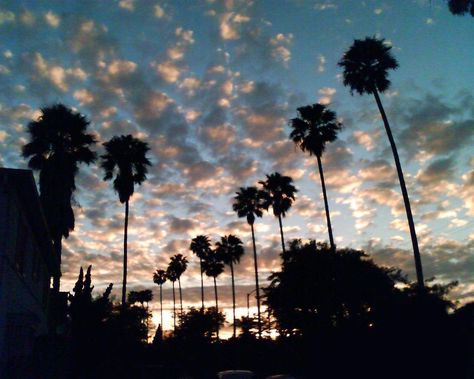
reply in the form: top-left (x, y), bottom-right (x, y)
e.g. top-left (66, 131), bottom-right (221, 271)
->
top-left (100, 134), bottom-right (151, 204)
top-left (265, 240), bottom-right (406, 336)
top-left (202, 249), bottom-right (224, 278)
top-left (338, 36), bottom-right (399, 95)
top-left (216, 235), bottom-right (244, 266)
top-left (448, 0), bottom-right (474, 16)
top-left (22, 103), bottom-right (97, 239)
top-left (232, 186), bottom-right (267, 225)
top-left (259, 172), bottom-right (297, 218)
top-left (289, 103), bottom-right (342, 158)
top-left (153, 269), bottom-right (167, 286)
top-left (169, 254), bottom-right (188, 279)
top-left (190, 235), bottom-right (212, 260)
top-left (174, 307), bottom-right (225, 341)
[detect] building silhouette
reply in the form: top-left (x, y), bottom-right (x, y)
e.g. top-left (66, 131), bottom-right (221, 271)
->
top-left (0, 168), bottom-right (57, 374)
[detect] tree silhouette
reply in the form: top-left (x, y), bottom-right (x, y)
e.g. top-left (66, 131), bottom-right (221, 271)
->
top-left (215, 234), bottom-right (244, 338)
top-left (202, 249), bottom-right (224, 313)
top-left (202, 249), bottom-right (225, 338)
top-left (166, 262), bottom-right (179, 330)
top-left (447, 0), bottom-right (474, 16)
top-left (338, 36), bottom-right (424, 289)
top-left (259, 172), bottom-right (298, 254)
top-left (22, 104), bottom-right (96, 291)
top-left (169, 254), bottom-right (188, 315)
top-left (174, 307), bottom-right (225, 342)
top-left (289, 103), bottom-right (341, 254)
top-left (100, 134), bottom-right (151, 310)
top-left (190, 235), bottom-right (212, 309)
top-left (232, 186), bottom-right (266, 337)
top-left (265, 240), bottom-right (405, 336)
top-left (153, 269), bottom-right (167, 332)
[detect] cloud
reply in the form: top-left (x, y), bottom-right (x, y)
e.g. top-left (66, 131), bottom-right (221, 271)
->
top-left (44, 11), bottom-right (60, 27)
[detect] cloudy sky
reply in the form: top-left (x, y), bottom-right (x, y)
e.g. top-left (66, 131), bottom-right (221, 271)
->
top-left (0, 0), bottom-right (473, 333)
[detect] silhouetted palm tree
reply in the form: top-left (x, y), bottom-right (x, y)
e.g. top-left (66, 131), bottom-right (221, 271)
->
top-left (100, 135), bottom-right (151, 310)
top-left (22, 104), bottom-right (97, 292)
top-left (169, 254), bottom-right (188, 314)
top-left (153, 269), bottom-right (167, 330)
top-left (202, 249), bottom-right (225, 338)
top-left (216, 235), bottom-right (244, 338)
top-left (166, 263), bottom-right (178, 330)
top-left (339, 36), bottom-right (424, 289)
top-left (202, 249), bottom-right (225, 313)
top-left (289, 103), bottom-right (341, 253)
top-left (447, 0), bottom-right (474, 16)
top-left (259, 172), bottom-right (298, 254)
top-left (232, 186), bottom-right (266, 337)
top-left (190, 235), bottom-right (211, 309)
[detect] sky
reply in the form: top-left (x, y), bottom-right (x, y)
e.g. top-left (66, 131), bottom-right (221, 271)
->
top-left (0, 0), bottom-right (473, 334)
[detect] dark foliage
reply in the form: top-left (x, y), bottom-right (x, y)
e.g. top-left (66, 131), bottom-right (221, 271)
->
top-left (338, 36), bottom-right (398, 95)
top-left (448, 0), bottom-right (474, 16)
top-left (173, 307), bottom-right (225, 342)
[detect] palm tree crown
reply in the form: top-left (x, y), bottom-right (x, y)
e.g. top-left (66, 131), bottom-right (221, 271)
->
top-left (289, 103), bottom-right (342, 158)
top-left (190, 235), bottom-right (212, 259)
top-left (232, 186), bottom-right (267, 226)
top-left (22, 103), bottom-right (97, 239)
top-left (153, 269), bottom-right (167, 286)
top-left (259, 172), bottom-right (297, 218)
top-left (202, 250), bottom-right (225, 279)
top-left (169, 254), bottom-right (188, 279)
top-left (448, 0), bottom-right (474, 16)
top-left (338, 36), bottom-right (398, 95)
top-left (100, 134), bottom-right (151, 203)
top-left (216, 235), bottom-right (244, 266)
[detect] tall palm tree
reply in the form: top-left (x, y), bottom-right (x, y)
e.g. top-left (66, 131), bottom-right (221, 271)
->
top-left (259, 172), bottom-right (298, 254)
top-left (190, 235), bottom-right (211, 309)
top-left (202, 248), bottom-right (225, 312)
top-left (202, 248), bottom-right (225, 338)
top-left (169, 254), bottom-right (188, 315)
top-left (22, 104), bottom-right (96, 292)
top-left (153, 269), bottom-right (167, 330)
top-left (100, 135), bottom-right (151, 310)
top-left (338, 36), bottom-right (424, 289)
top-left (216, 235), bottom-right (244, 338)
top-left (232, 186), bottom-right (266, 337)
top-left (166, 263), bottom-right (178, 330)
top-left (289, 103), bottom-right (341, 254)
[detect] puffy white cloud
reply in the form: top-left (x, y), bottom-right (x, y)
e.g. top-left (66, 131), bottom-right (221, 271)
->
top-left (44, 11), bottom-right (60, 27)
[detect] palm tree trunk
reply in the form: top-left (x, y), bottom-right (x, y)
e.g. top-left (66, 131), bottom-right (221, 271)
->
top-left (372, 89), bottom-right (424, 289)
top-left (316, 155), bottom-right (336, 254)
top-left (214, 276), bottom-right (219, 339)
top-left (178, 278), bottom-right (183, 314)
top-left (230, 262), bottom-right (236, 338)
top-left (52, 236), bottom-right (62, 293)
top-left (200, 258), bottom-right (204, 309)
top-left (121, 200), bottom-right (129, 312)
top-left (160, 284), bottom-right (163, 329)
top-left (172, 281), bottom-right (176, 330)
top-left (250, 223), bottom-right (262, 338)
top-left (278, 215), bottom-right (286, 254)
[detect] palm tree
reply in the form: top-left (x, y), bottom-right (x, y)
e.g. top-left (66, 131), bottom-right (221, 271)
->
top-left (447, 0), bottom-right (474, 16)
top-left (216, 235), bottom-right (244, 338)
top-left (153, 269), bottom-right (167, 330)
top-left (289, 103), bottom-right (341, 254)
top-left (338, 36), bottom-right (424, 289)
top-left (169, 254), bottom-right (188, 315)
top-left (22, 104), bottom-right (97, 292)
top-left (202, 248), bottom-right (225, 338)
top-left (190, 235), bottom-right (211, 309)
top-left (100, 135), bottom-right (151, 310)
top-left (259, 172), bottom-right (298, 254)
top-left (232, 186), bottom-right (266, 337)
top-left (202, 248), bottom-right (225, 313)
top-left (166, 263), bottom-right (178, 330)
